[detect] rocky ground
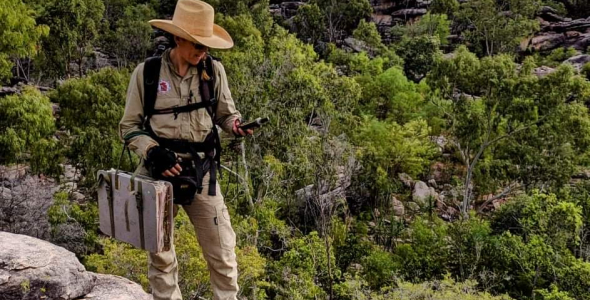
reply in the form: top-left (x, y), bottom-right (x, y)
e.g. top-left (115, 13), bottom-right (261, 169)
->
top-left (0, 231), bottom-right (151, 300)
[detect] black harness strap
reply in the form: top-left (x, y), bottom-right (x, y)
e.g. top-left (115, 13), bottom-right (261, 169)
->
top-left (141, 55), bottom-right (222, 197)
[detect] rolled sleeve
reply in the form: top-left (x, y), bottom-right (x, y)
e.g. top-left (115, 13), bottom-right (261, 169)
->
top-left (119, 63), bottom-right (159, 158)
top-left (212, 60), bottom-right (241, 134)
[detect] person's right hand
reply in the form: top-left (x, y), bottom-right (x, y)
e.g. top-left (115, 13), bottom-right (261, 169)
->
top-left (146, 146), bottom-right (183, 177)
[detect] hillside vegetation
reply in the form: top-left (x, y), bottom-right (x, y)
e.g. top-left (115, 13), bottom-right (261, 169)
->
top-left (1, 0), bottom-right (590, 299)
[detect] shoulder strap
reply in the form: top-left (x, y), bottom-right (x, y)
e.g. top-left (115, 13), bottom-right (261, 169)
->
top-left (143, 56), bottom-right (162, 119)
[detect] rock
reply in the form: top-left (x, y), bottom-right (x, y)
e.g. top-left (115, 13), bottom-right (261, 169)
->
top-left (563, 54), bottom-right (590, 71)
top-left (430, 135), bottom-right (447, 152)
top-left (428, 179), bottom-right (437, 188)
top-left (61, 164), bottom-right (81, 182)
top-left (544, 17), bottom-right (590, 33)
top-left (372, 14), bottom-right (393, 27)
top-left (343, 37), bottom-right (372, 53)
top-left (429, 162), bottom-right (447, 183)
top-left (79, 274), bottom-right (151, 300)
top-left (405, 201), bottom-right (421, 212)
top-left (391, 197), bottom-right (405, 216)
top-left (280, 1), bottom-right (305, 18)
top-left (0, 165), bottom-right (28, 181)
top-left (72, 191), bottom-right (86, 201)
top-left (391, 8), bottom-right (427, 19)
top-left (62, 182), bottom-right (78, 191)
top-left (0, 187), bottom-right (11, 199)
top-left (538, 6), bottom-right (568, 22)
top-left (530, 33), bottom-right (566, 51)
top-left (533, 66), bottom-right (557, 77)
top-left (412, 181), bottom-right (438, 207)
top-left (0, 232), bottom-right (95, 300)
top-left (398, 173), bottom-right (414, 188)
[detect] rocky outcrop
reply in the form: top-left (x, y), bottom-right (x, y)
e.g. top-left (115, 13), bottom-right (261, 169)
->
top-left (563, 54), bottom-right (590, 71)
top-left (0, 232), bottom-right (152, 300)
top-left (528, 9), bottom-right (590, 52)
top-left (79, 274), bottom-right (151, 300)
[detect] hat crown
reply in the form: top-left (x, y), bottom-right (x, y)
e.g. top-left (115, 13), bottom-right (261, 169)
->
top-left (172, 0), bottom-right (214, 37)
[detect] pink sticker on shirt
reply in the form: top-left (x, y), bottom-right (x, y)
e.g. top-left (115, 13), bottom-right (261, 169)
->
top-left (158, 80), bottom-right (170, 94)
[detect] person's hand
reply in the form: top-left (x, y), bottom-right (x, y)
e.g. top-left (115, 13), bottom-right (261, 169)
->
top-left (232, 119), bottom-right (254, 137)
top-left (146, 146), bottom-right (183, 177)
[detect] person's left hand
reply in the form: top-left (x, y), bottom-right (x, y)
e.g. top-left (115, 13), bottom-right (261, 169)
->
top-left (232, 119), bottom-right (254, 137)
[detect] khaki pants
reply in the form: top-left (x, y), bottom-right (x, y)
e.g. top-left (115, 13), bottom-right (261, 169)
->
top-left (148, 173), bottom-right (239, 300)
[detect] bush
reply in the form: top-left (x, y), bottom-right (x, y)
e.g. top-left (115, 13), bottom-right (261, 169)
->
top-left (372, 277), bottom-right (514, 300)
top-left (0, 86), bottom-right (61, 175)
top-left (49, 67), bottom-right (132, 184)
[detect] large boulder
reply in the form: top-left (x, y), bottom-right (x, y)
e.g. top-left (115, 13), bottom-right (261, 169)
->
top-left (0, 231), bottom-right (95, 300)
top-left (412, 181), bottom-right (438, 207)
top-left (0, 232), bottom-right (152, 300)
top-left (80, 274), bottom-right (151, 300)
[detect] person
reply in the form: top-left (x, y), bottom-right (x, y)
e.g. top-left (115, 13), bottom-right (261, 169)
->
top-left (118, 1), bottom-right (252, 299)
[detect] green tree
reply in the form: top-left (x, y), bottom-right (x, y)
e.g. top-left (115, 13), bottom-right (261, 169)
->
top-left (0, 0), bottom-right (48, 83)
top-left (352, 19), bottom-right (384, 51)
top-left (104, 4), bottom-right (155, 67)
top-left (457, 0), bottom-right (540, 56)
top-left (0, 86), bottom-right (60, 174)
top-left (293, 3), bottom-right (326, 46)
top-left (311, 0), bottom-right (372, 42)
top-left (427, 47), bottom-right (590, 215)
top-left (49, 67), bottom-right (130, 183)
top-left (36, 0), bottom-right (105, 78)
top-left (395, 35), bottom-right (442, 81)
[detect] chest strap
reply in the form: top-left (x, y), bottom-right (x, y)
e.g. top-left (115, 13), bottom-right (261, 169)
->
top-left (151, 98), bottom-right (217, 120)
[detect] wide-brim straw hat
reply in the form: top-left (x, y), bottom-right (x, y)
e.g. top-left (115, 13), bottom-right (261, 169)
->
top-left (149, 0), bottom-right (234, 49)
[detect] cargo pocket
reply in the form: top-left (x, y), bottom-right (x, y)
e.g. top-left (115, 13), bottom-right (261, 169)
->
top-left (216, 204), bottom-right (236, 250)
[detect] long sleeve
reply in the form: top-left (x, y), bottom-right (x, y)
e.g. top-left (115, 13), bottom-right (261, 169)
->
top-left (212, 60), bottom-right (241, 134)
top-left (119, 63), bottom-right (159, 158)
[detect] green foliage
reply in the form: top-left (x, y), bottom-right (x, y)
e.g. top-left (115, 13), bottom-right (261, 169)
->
top-left (537, 286), bottom-right (575, 300)
top-left (269, 231), bottom-right (336, 299)
top-left (358, 67), bottom-right (427, 122)
top-left (492, 192), bottom-right (583, 251)
top-left (583, 62), bottom-right (590, 80)
top-left (48, 190), bottom-right (99, 255)
top-left (0, 86), bottom-right (61, 174)
top-left (431, 0), bottom-right (460, 16)
top-left (372, 277), bottom-right (514, 300)
top-left (293, 3), bottom-right (326, 45)
top-left (394, 217), bottom-right (450, 281)
top-left (35, 0), bottom-right (105, 77)
top-left (352, 19), bottom-right (384, 50)
top-left (50, 67), bottom-right (131, 184)
top-left (534, 47), bottom-right (579, 67)
top-left (427, 46), bottom-right (590, 210)
top-left (0, 0), bottom-right (48, 83)
top-left (457, 0), bottom-right (540, 55)
top-left (307, 0), bottom-right (372, 41)
top-left (398, 13), bottom-right (451, 45)
top-left (395, 35), bottom-right (442, 81)
top-left (103, 3), bottom-right (155, 67)
top-left (361, 247), bottom-right (397, 288)
top-left (354, 118), bottom-right (436, 194)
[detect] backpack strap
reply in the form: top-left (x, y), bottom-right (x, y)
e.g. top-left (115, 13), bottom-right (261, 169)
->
top-left (143, 56), bottom-right (162, 135)
top-left (198, 55), bottom-right (223, 196)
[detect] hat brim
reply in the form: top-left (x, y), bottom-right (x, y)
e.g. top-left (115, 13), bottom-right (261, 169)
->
top-left (149, 20), bottom-right (234, 49)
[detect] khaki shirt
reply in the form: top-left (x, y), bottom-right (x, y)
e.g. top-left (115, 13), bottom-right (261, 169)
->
top-left (119, 49), bottom-right (241, 158)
